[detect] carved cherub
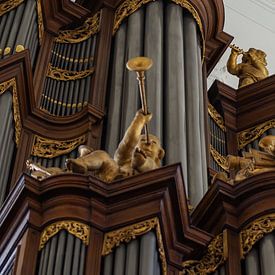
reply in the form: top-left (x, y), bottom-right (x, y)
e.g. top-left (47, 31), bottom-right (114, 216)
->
top-left (66, 110), bottom-right (165, 182)
top-left (214, 136), bottom-right (275, 184)
top-left (227, 45), bottom-right (269, 88)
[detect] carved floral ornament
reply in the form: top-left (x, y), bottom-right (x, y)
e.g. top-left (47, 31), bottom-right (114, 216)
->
top-left (31, 135), bottom-right (86, 158)
top-left (238, 119), bottom-right (275, 149)
top-left (0, 78), bottom-right (21, 147)
top-left (113, 0), bottom-right (205, 58)
top-left (39, 221), bottom-right (90, 250)
top-left (102, 217), bottom-right (167, 275)
top-left (182, 230), bottom-right (228, 274)
top-left (241, 214), bottom-right (275, 258)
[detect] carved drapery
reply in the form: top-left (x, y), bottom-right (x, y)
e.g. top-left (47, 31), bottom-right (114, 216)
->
top-left (0, 78), bottom-right (21, 146)
top-left (0, 0), bottom-right (24, 17)
top-left (55, 11), bottom-right (101, 44)
top-left (39, 220), bottom-right (90, 250)
top-left (238, 119), bottom-right (275, 149)
top-left (241, 214), bottom-right (275, 258)
top-left (102, 217), bottom-right (167, 274)
top-left (31, 135), bottom-right (86, 158)
top-left (182, 231), bottom-right (227, 274)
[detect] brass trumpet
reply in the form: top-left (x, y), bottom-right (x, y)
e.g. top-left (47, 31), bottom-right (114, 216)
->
top-left (229, 44), bottom-right (245, 55)
top-left (126, 56), bottom-right (153, 144)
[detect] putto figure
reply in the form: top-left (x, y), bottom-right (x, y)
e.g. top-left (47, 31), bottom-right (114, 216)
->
top-left (66, 110), bottom-right (165, 182)
top-left (227, 44), bottom-right (269, 88)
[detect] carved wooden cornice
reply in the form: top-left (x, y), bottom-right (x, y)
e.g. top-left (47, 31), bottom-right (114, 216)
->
top-left (0, 164), bottom-right (212, 269)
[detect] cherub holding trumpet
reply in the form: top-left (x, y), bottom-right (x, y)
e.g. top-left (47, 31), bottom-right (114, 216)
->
top-left (27, 57), bottom-right (165, 182)
top-left (227, 44), bottom-right (269, 88)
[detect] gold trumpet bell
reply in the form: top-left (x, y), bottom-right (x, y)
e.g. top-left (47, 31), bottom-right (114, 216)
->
top-left (126, 57), bottom-right (153, 72)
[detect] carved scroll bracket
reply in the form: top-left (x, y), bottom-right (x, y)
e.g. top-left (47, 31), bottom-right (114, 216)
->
top-left (182, 230), bottom-right (228, 274)
top-left (0, 78), bottom-right (21, 147)
top-left (39, 220), bottom-right (90, 250)
top-left (102, 217), bottom-right (167, 274)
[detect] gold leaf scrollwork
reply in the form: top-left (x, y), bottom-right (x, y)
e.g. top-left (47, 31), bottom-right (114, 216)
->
top-left (208, 103), bottom-right (226, 132)
top-left (182, 231), bottom-right (227, 274)
top-left (31, 135), bottom-right (86, 158)
top-left (209, 145), bottom-right (229, 172)
top-left (55, 11), bottom-right (101, 44)
top-left (36, 0), bottom-right (44, 44)
top-left (238, 119), bottom-right (275, 149)
top-left (113, 0), bottom-right (205, 59)
top-left (0, 78), bottom-right (21, 146)
top-left (0, 0), bottom-right (24, 17)
top-left (39, 221), bottom-right (90, 250)
top-left (241, 214), bottom-right (275, 258)
top-left (102, 217), bottom-right (167, 275)
top-left (47, 63), bottom-right (95, 81)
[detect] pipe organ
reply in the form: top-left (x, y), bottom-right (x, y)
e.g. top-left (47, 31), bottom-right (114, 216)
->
top-left (1, 0), bottom-right (275, 275)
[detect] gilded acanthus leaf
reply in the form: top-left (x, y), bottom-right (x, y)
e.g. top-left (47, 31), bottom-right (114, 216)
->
top-left (31, 135), bottom-right (86, 158)
top-left (39, 221), bottom-right (90, 250)
top-left (209, 145), bottom-right (229, 172)
top-left (208, 103), bottom-right (226, 132)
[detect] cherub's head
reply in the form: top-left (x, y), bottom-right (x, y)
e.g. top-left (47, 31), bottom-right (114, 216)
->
top-left (259, 135), bottom-right (275, 155)
top-left (131, 134), bottom-right (165, 172)
top-left (243, 48), bottom-right (267, 65)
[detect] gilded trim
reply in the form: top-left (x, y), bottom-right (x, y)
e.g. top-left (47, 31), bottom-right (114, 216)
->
top-left (182, 231), bottom-right (227, 274)
top-left (238, 119), bottom-right (275, 149)
top-left (0, 0), bottom-right (24, 17)
top-left (0, 78), bottom-right (21, 146)
top-left (113, 0), bottom-right (205, 59)
top-left (55, 11), bottom-right (101, 44)
top-left (39, 220), bottom-right (90, 250)
top-left (31, 135), bottom-right (86, 158)
top-left (209, 144), bottom-right (229, 172)
top-left (36, 0), bottom-right (44, 44)
top-left (47, 64), bottom-right (95, 81)
top-left (208, 103), bottom-right (226, 132)
top-left (241, 214), bottom-right (275, 258)
top-left (102, 217), bottom-right (167, 275)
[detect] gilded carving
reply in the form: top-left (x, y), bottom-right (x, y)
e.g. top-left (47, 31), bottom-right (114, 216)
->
top-left (36, 0), bottom-right (44, 44)
top-left (39, 221), bottom-right (90, 250)
top-left (0, 78), bottom-right (21, 146)
top-left (182, 232), bottom-right (227, 274)
top-left (31, 135), bottom-right (86, 158)
top-left (238, 119), bottom-right (275, 149)
top-left (208, 103), bottom-right (226, 132)
top-left (241, 214), bottom-right (275, 258)
top-left (47, 64), bottom-right (95, 81)
top-left (0, 0), bottom-right (24, 17)
top-left (102, 217), bottom-right (167, 274)
top-left (55, 11), bottom-right (101, 43)
top-left (227, 44), bottom-right (269, 88)
top-left (227, 135), bottom-right (275, 183)
top-left (209, 145), bottom-right (229, 172)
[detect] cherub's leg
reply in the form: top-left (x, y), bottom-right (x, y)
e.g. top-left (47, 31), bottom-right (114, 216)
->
top-left (66, 158), bottom-right (88, 174)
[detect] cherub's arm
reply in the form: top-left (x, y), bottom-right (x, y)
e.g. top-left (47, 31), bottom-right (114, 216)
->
top-left (114, 110), bottom-right (152, 166)
top-left (227, 49), bottom-right (241, 76)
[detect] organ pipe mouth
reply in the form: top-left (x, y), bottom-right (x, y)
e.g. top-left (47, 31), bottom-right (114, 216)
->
top-left (3, 47), bottom-right (11, 56)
